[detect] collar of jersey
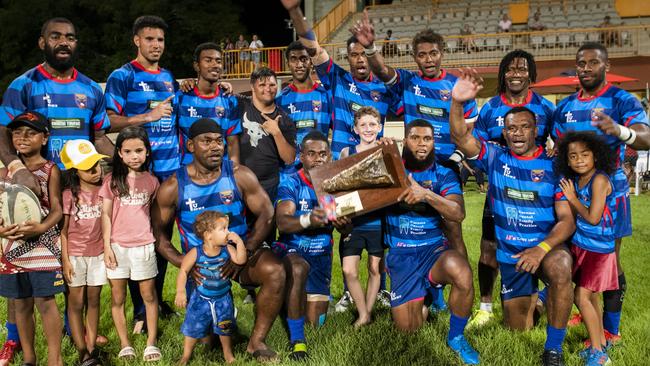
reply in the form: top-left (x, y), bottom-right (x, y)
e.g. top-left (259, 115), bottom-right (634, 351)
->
top-left (500, 90), bottom-right (532, 107)
top-left (288, 82), bottom-right (319, 93)
top-left (298, 169), bottom-right (313, 188)
top-left (131, 60), bottom-right (161, 74)
top-left (577, 82), bottom-right (611, 101)
top-left (37, 64), bottom-right (78, 83)
top-left (509, 145), bottom-right (543, 160)
top-left (418, 69), bottom-right (446, 82)
top-left (193, 86), bottom-right (220, 99)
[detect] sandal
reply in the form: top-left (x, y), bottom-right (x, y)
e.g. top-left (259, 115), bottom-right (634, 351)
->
top-left (143, 345), bottom-right (162, 362)
top-left (79, 356), bottom-right (102, 366)
top-left (118, 346), bottom-right (136, 359)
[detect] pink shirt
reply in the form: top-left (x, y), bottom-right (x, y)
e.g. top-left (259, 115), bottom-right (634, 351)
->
top-left (99, 172), bottom-right (159, 248)
top-left (63, 188), bottom-right (104, 256)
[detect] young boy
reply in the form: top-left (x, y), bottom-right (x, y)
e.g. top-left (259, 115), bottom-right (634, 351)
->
top-left (175, 211), bottom-right (247, 365)
top-left (0, 111), bottom-right (64, 366)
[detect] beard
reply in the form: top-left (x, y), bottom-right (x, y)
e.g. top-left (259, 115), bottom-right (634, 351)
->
top-left (579, 71), bottom-right (606, 91)
top-left (44, 43), bottom-right (77, 72)
top-left (402, 146), bottom-right (436, 171)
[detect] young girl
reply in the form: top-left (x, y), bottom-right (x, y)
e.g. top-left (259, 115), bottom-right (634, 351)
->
top-left (337, 106), bottom-right (385, 327)
top-left (557, 132), bottom-right (618, 366)
top-left (60, 139), bottom-right (108, 365)
top-left (0, 111), bottom-right (64, 366)
top-left (175, 211), bottom-right (246, 365)
top-left (99, 126), bottom-right (161, 362)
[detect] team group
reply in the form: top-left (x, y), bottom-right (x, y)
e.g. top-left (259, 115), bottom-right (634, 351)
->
top-left (0, 1), bottom-right (648, 365)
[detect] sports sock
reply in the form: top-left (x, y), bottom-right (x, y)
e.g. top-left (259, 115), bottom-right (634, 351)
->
top-left (537, 287), bottom-right (548, 304)
top-left (477, 262), bottom-right (496, 297)
top-left (448, 313), bottom-right (469, 342)
top-left (544, 325), bottom-right (567, 352)
top-left (318, 313), bottom-right (327, 327)
top-left (5, 321), bottom-right (19, 343)
top-left (287, 317), bottom-right (305, 344)
top-left (603, 273), bottom-right (625, 335)
top-left (479, 302), bottom-right (493, 312)
top-left (380, 270), bottom-right (387, 291)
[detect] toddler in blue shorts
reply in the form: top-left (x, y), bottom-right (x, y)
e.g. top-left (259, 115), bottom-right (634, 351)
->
top-left (175, 211), bottom-right (247, 364)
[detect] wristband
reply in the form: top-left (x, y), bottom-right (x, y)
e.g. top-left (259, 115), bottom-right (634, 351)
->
top-left (363, 44), bottom-right (377, 57)
top-left (385, 72), bottom-right (398, 87)
top-left (7, 159), bottom-right (27, 176)
top-left (618, 125), bottom-right (637, 145)
top-left (299, 213), bottom-right (311, 229)
top-left (449, 150), bottom-right (465, 163)
top-left (537, 241), bottom-right (551, 253)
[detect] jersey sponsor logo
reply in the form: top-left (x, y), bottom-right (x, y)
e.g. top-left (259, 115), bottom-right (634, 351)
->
top-left (591, 108), bottom-right (605, 120)
top-left (413, 84), bottom-right (424, 97)
top-left (501, 284), bottom-right (513, 295)
top-left (288, 103), bottom-right (299, 114)
top-left (299, 198), bottom-right (310, 211)
top-left (399, 216), bottom-right (410, 234)
top-left (49, 118), bottom-right (83, 129)
top-left (504, 187), bottom-right (539, 201)
top-left (43, 93), bottom-right (57, 108)
top-left (506, 206), bottom-right (518, 226)
top-left (390, 291), bottom-right (401, 301)
top-left (242, 112), bottom-right (267, 147)
top-left (148, 99), bottom-right (173, 110)
top-left (296, 120), bottom-right (315, 129)
top-left (417, 104), bottom-right (444, 117)
top-left (74, 94), bottom-right (87, 109)
top-left (370, 91), bottom-right (382, 102)
top-left (348, 83), bottom-right (360, 96)
top-left (531, 169), bottom-right (545, 182)
top-left (502, 163), bottom-right (515, 179)
top-left (185, 197), bottom-right (205, 212)
top-left (188, 106), bottom-right (200, 118)
top-left (312, 100), bottom-right (322, 112)
top-left (496, 115), bottom-right (505, 127)
top-left (163, 81), bottom-right (174, 93)
top-left (138, 81), bottom-right (152, 92)
top-left (219, 190), bottom-right (234, 205)
top-left (215, 106), bottom-right (226, 118)
top-left (148, 117), bottom-right (173, 133)
top-left (349, 102), bottom-right (362, 112)
top-left (564, 111), bottom-right (576, 123)
top-left (49, 138), bottom-right (64, 157)
top-left (439, 89), bottom-right (451, 101)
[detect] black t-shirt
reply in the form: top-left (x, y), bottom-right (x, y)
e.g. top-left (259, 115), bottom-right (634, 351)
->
top-left (239, 97), bottom-right (297, 200)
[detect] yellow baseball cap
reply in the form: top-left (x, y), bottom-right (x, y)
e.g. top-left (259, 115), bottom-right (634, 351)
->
top-left (60, 139), bottom-right (108, 170)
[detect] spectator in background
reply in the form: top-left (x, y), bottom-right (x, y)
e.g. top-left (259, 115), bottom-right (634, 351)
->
top-left (250, 34), bottom-right (264, 69)
top-left (460, 160), bottom-right (486, 193)
top-left (599, 16), bottom-right (621, 47)
top-left (529, 11), bottom-right (547, 31)
top-left (498, 13), bottom-right (512, 33)
top-left (224, 37), bottom-right (235, 74)
top-left (381, 29), bottom-right (399, 58)
top-left (460, 24), bottom-right (477, 53)
top-left (236, 34), bottom-right (250, 74)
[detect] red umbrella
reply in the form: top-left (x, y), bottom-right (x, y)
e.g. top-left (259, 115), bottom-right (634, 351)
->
top-left (533, 73), bottom-right (638, 87)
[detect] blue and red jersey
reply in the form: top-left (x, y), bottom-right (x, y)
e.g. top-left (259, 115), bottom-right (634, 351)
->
top-left (475, 90), bottom-right (555, 145)
top-left (572, 172), bottom-right (617, 254)
top-left (0, 65), bottom-right (110, 168)
top-left (174, 87), bottom-right (240, 164)
top-left (473, 140), bottom-right (563, 264)
top-left (391, 69), bottom-right (478, 161)
top-left (315, 58), bottom-right (403, 159)
top-left (276, 83), bottom-right (331, 146)
top-left (384, 163), bottom-right (461, 249)
top-left (105, 60), bottom-right (180, 179)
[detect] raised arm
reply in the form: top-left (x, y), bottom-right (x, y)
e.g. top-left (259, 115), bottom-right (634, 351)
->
top-left (450, 69), bottom-right (484, 158)
top-left (350, 10), bottom-right (396, 83)
top-left (234, 164), bottom-right (274, 251)
top-left (151, 174), bottom-right (183, 267)
top-left (281, 0), bottom-right (330, 65)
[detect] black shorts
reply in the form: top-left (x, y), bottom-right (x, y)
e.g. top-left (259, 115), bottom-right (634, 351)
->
top-left (0, 270), bottom-right (65, 299)
top-left (340, 229), bottom-right (384, 258)
top-left (481, 194), bottom-right (496, 242)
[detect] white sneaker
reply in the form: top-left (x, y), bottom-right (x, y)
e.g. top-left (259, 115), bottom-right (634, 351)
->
top-left (334, 291), bottom-right (353, 313)
top-left (377, 290), bottom-right (392, 308)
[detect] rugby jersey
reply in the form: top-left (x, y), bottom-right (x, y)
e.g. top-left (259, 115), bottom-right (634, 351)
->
top-left (552, 83), bottom-right (648, 200)
top-left (0, 65), bottom-right (110, 168)
top-left (473, 140), bottom-right (563, 264)
top-left (384, 163), bottom-right (461, 248)
top-left (315, 58), bottom-right (403, 159)
top-left (392, 69), bottom-right (478, 161)
top-left (175, 87), bottom-right (241, 164)
top-left (572, 172), bottom-right (617, 253)
top-left (176, 160), bottom-right (247, 253)
top-left (105, 60), bottom-right (180, 178)
top-left (276, 169), bottom-right (333, 255)
top-left (194, 244), bottom-right (231, 298)
top-left (475, 90), bottom-right (555, 145)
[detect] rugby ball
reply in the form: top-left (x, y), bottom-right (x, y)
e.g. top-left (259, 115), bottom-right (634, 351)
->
top-left (0, 183), bottom-right (42, 225)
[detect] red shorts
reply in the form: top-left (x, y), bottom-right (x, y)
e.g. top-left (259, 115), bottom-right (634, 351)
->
top-left (571, 245), bottom-right (619, 293)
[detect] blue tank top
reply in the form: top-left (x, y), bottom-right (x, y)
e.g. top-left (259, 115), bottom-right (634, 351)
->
top-left (195, 244), bottom-right (231, 298)
top-left (348, 145), bottom-right (381, 230)
top-left (572, 172), bottom-right (617, 253)
top-left (176, 160), bottom-right (247, 253)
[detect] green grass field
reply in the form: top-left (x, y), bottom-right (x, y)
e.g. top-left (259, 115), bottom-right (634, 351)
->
top-left (3, 186), bottom-right (650, 365)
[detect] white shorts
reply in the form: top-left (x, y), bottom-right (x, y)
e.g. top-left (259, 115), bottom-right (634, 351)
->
top-left (68, 254), bottom-right (108, 287)
top-left (106, 243), bottom-right (158, 281)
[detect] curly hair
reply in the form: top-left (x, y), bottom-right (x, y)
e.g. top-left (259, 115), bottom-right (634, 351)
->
top-left (555, 131), bottom-right (616, 178)
top-left (193, 211), bottom-right (229, 241)
top-left (497, 49), bottom-right (537, 94)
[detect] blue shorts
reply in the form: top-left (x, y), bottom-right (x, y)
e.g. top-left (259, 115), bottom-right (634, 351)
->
top-left (181, 290), bottom-right (236, 338)
top-left (385, 245), bottom-right (447, 307)
top-left (499, 262), bottom-right (539, 301)
top-left (0, 270), bottom-right (65, 299)
top-left (614, 193), bottom-right (632, 238)
top-left (272, 243), bottom-right (332, 296)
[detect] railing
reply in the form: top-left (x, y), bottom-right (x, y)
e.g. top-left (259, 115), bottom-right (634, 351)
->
top-left (221, 24), bottom-right (650, 79)
top-left (313, 0), bottom-right (358, 43)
